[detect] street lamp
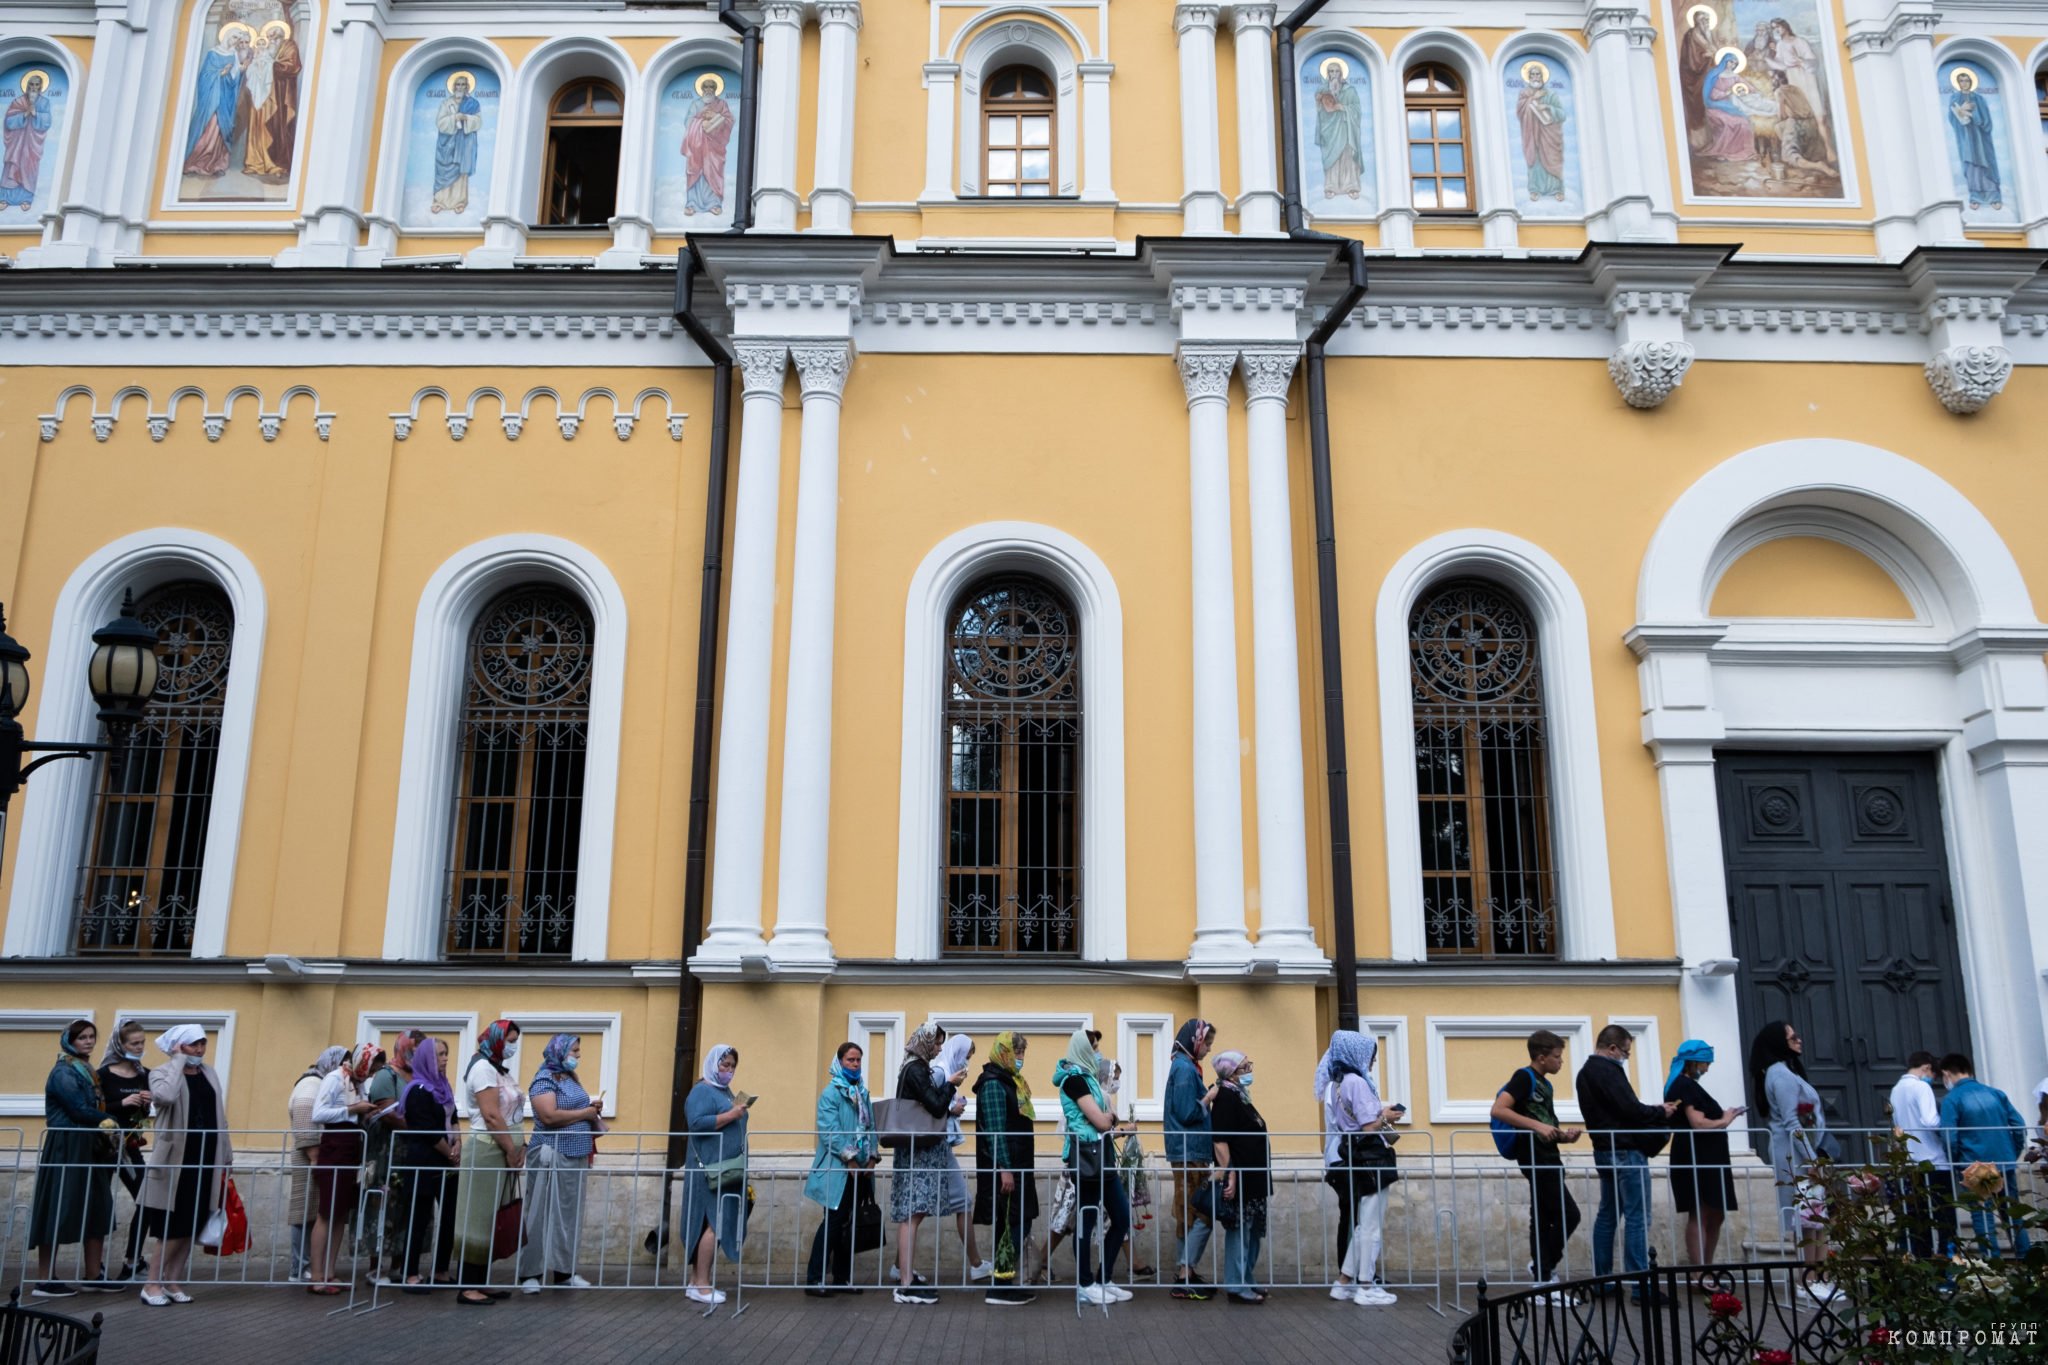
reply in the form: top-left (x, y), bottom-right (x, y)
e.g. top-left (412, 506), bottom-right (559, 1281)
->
top-left (0, 591), bottom-right (160, 839)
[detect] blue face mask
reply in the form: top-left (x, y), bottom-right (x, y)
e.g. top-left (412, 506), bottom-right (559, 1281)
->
top-left (1237, 1073), bottom-right (1255, 1090)
top-left (561, 1056), bottom-right (579, 1072)
top-left (124, 1051), bottom-right (143, 1063)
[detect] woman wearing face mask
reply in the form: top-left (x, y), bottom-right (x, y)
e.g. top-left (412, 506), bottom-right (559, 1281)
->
top-left (519, 1033), bottom-right (604, 1293)
top-left (98, 1021), bottom-right (156, 1283)
top-left (397, 1039), bottom-right (461, 1292)
top-left (1209, 1051), bottom-right (1271, 1305)
top-left (139, 1024), bottom-right (232, 1307)
top-left (452, 1018), bottom-right (524, 1306)
top-left (29, 1019), bottom-right (119, 1298)
top-left (284, 1045), bottom-right (346, 1282)
top-left (682, 1043), bottom-right (750, 1305)
top-left (973, 1031), bottom-right (1037, 1305)
top-left (1054, 1028), bottom-right (1133, 1307)
top-left (307, 1044), bottom-right (381, 1294)
top-left (889, 1022), bottom-right (962, 1304)
top-left (934, 1034), bottom-right (990, 1283)
top-left (805, 1042), bottom-right (879, 1296)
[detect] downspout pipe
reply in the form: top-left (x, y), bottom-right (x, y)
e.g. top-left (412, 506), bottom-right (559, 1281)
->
top-left (651, 0), bottom-right (757, 1253)
top-left (1278, 0), bottom-right (1367, 1031)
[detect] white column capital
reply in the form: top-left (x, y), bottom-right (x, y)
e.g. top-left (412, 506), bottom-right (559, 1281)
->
top-left (791, 340), bottom-right (854, 400)
top-left (1174, 2), bottom-right (1222, 35)
top-left (816, 0), bottom-right (863, 30)
top-left (762, 0), bottom-right (806, 27)
top-left (1238, 347), bottom-right (1299, 402)
top-left (1230, 3), bottom-right (1277, 34)
top-left (1176, 346), bottom-right (1237, 405)
top-left (736, 341), bottom-right (790, 397)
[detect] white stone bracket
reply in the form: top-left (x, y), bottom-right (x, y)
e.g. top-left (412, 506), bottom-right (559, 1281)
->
top-left (1586, 244), bottom-right (1732, 409)
top-left (1903, 249), bottom-right (2048, 415)
top-left (39, 384), bottom-right (335, 443)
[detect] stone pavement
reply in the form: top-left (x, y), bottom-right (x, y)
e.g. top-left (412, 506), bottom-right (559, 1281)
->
top-left (57, 1280), bottom-right (1470, 1364)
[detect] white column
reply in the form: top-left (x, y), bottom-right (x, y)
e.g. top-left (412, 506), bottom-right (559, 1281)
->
top-left (770, 341), bottom-right (854, 969)
top-left (1078, 60), bottom-right (1116, 203)
top-left (810, 1), bottom-right (862, 232)
top-left (1179, 345), bottom-right (1254, 967)
top-left (286, 9), bottom-right (386, 266)
top-left (1621, 10), bottom-right (1678, 240)
top-left (1582, 6), bottom-right (1655, 241)
top-left (1174, 4), bottom-right (1227, 234)
top-left (1239, 347), bottom-right (1322, 963)
top-left (28, 10), bottom-right (151, 266)
top-left (754, 1), bottom-right (806, 231)
top-left (1230, 5), bottom-right (1280, 235)
top-left (921, 63), bottom-right (959, 201)
top-left (700, 341), bottom-right (789, 966)
top-left (1889, 14), bottom-right (1968, 249)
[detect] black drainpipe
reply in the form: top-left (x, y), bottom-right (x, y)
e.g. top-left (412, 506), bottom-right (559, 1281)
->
top-left (1277, 0), bottom-right (1367, 1031)
top-left (649, 0), bottom-right (759, 1256)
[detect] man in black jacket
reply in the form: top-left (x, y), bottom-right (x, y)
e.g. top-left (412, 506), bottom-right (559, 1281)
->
top-left (1576, 1025), bottom-right (1677, 1299)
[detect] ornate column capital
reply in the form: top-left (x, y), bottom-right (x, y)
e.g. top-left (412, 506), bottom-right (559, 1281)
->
top-left (1174, 2), bottom-right (1221, 36)
top-left (762, 1), bottom-right (806, 28)
top-left (1176, 346), bottom-right (1236, 405)
top-left (1582, 6), bottom-right (1639, 42)
top-left (1925, 346), bottom-right (2012, 416)
top-left (1230, 3), bottom-right (1277, 35)
top-left (735, 341), bottom-right (790, 398)
top-left (791, 341), bottom-right (854, 401)
top-left (816, 0), bottom-right (863, 31)
top-left (1238, 347), bottom-right (1299, 403)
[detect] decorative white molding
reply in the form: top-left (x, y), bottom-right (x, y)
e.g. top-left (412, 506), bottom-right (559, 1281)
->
top-left (355, 1010), bottom-right (480, 1110)
top-left (37, 385), bottom-right (335, 444)
top-left (382, 536), bottom-right (629, 963)
top-left (1115, 1012), bottom-right (1173, 1122)
top-left (0, 1010), bottom-right (94, 1117)
top-left (1607, 1013), bottom-right (1665, 1104)
top-left (3, 529), bottom-right (268, 961)
top-left (1607, 340), bottom-right (1696, 409)
top-left (895, 522), bottom-right (1128, 961)
top-left (113, 1009), bottom-right (237, 1094)
top-left (1424, 1015), bottom-right (1593, 1124)
top-left (1588, 245), bottom-right (1729, 409)
top-left (1905, 252), bottom-right (2048, 415)
top-left (1175, 345), bottom-right (1236, 402)
top-left (1359, 1015), bottom-right (1416, 1122)
top-left (1924, 344), bottom-right (2013, 415)
top-left (845, 1010), bottom-right (907, 1102)
top-left (1375, 530), bottom-right (1619, 964)
top-left (945, 8), bottom-right (1089, 200)
top-left (496, 1010), bottom-right (622, 1117)
top-left (388, 386), bottom-right (685, 442)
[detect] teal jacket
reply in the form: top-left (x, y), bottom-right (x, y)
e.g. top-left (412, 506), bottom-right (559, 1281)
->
top-left (804, 1080), bottom-right (876, 1208)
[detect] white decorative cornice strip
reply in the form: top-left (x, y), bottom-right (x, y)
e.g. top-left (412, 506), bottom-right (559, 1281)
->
top-left (861, 299), bottom-right (1166, 326)
top-left (38, 384), bottom-right (334, 444)
top-left (1688, 306), bottom-right (1926, 335)
top-left (388, 387), bottom-right (688, 443)
top-left (1346, 302), bottom-right (1606, 332)
top-left (4, 312), bottom-right (680, 341)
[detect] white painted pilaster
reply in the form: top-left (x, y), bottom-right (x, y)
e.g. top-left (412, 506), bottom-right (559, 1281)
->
top-left (281, 10), bottom-right (384, 265)
top-left (1174, 4), bottom-right (1227, 234)
top-left (1582, 6), bottom-right (1658, 241)
top-left (1619, 7), bottom-right (1678, 241)
top-left (1079, 60), bottom-right (1116, 203)
top-left (753, 1), bottom-right (806, 231)
top-left (921, 63), bottom-right (960, 202)
top-left (1230, 5), bottom-right (1280, 235)
top-left (29, 7), bottom-right (156, 267)
top-left (810, 1), bottom-right (862, 233)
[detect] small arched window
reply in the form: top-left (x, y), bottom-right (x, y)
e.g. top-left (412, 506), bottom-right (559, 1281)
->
top-left (982, 65), bottom-right (1055, 197)
top-left (445, 587), bottom-right (594, 958)
top-left (74, 583), bottom-right (234, 956)
top-left (1410, 580), bottom-right (1556, 957)
top-left (942, 574), bottom-right (1080, 955)
top-left (2037, 67), bottom-right (2048, 146)
top-left (540, 79), bottom-right (623, 226)
top-left (1404, 62), bottom-right (1470, 213)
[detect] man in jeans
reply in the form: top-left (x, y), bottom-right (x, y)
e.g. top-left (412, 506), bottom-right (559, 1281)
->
top-left (1164, 1017), bottom-right (1217, 1299)
top-left (1576, 1024), bottom-right (1677, 1302)
top-left (1938, 1052), bottom-right (2033, 1257)
top-left (1887, 1050), bottom-right (1951, 1258)
top-left (1490, 1029), bottom-right (1584, 1301)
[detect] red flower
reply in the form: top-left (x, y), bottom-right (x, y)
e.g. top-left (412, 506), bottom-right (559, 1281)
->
top-left (1708, 1292), bottom-right (1745, 1319)
top-left (1846, 1172), bottom-right (1884, 1199)
top-left (1755, 1351), bottom-right (1794, 1365)
top-left (1795, 1101), bottom-right (1816, 1120)
top-left (1869, 1328), bottom-right (1896, 1345)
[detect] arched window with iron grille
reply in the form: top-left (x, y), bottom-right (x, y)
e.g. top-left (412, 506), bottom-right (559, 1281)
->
top-left (942, 574), bottom-right (1081, 955)
top-left (74, 583), bottom-right (234, 956)
top-left (444, 586), bottom-right (593, 958)
top-left (1410, 579), bottom-right (1558, 957)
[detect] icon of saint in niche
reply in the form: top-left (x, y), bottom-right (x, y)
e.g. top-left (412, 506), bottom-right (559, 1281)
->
top-left (1312, 56), bottom-right (1363, 200)
top-left (1947, 68), bottom-right (2001, 211)
top-left (681, 72), bottom-right (733, 216)
top-left (2, 69), bottom-right (53, 210)
top-left (433, 71), bottom-right (483, 214)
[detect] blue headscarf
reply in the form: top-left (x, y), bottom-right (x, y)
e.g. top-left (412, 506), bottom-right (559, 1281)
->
top-left (1665, 1039), bottom-right (1714, 1096)
top-left (537, 1032), bottom-right (580, 1081)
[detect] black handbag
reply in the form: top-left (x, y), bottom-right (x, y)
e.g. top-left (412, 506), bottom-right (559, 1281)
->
top-left (1343, 1132), bottom-right (1400, 1195)
top-left (851, 1182), bottom-right (884, 1254)
top-left (1072, 1135), bottom-right (1104, 1183)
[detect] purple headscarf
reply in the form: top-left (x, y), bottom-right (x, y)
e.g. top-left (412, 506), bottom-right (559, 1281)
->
top-left (407, 1036), bottom-right (455, 1109)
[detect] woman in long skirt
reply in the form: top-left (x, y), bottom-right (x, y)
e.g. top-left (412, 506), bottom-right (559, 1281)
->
top-left (140, 1024), bottom-right (234, 1306)
top-left (518, 1033), bottom-right (605, 1292)
top-left (452, 1019), bottom-right (524, 1306)
top-left (28, 1020), bottom-right (118, 1297)
top-left (681, 1044), bottom-right (750, 1304)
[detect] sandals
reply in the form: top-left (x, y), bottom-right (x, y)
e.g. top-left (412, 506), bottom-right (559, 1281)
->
top-left (457, 1290), bottom-right (495, 1307)
top-left (306, 1284), bottom-right (343, 1296)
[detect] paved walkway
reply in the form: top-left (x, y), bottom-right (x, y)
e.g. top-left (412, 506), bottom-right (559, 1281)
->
top-left (50, 1280), bottom-right (1470, 1364)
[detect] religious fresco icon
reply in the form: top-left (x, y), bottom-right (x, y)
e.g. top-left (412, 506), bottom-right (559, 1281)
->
top-left (399, 64), bottom-right (501, 230)
top-left (1937, 60), bottom-right (2018, 225)
top-left (654, 64), bottom-right (742, 231)
top-left (1669, 0), bottom-right (1850, 202)
top-left (172, 0), bottom-right (313, 205)
top-left (1298, 49), bottom-right (1375, 218)
top-left (1503, 56), bottom-right (1584, 218)
top-left (1, 61), bottom-right (66, 221)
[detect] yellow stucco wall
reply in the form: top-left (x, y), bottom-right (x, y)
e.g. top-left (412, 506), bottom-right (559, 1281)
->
top-left (1710, 535), bottom-right (1916, 619)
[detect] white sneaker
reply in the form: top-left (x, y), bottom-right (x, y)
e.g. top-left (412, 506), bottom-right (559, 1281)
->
top-left (1806, 1281), bottom-right (1841, 1303)
top-left (968, 1259), bottom-right (995, 1282)
top-left (1535, 1289), bottom-right (1575, 1307)
top-left (562, 1274), bottom-right (592, 1290)
top-left (520, 1279), bottom-right (542, 1295)
top-left (1105, 1282), bottom-right (1133, 1302)
top-left (1331, 1282), bottom-right (1355, 1300)
top-left (1355, 1287), bottom-right (1398, 1306)
top-left (686, 1286), bottom-right (726, 1305)
top-left (893, 1287), bottom-right (938, 1305)
top-left (1077, 1283), bottom-right (1111, 1306)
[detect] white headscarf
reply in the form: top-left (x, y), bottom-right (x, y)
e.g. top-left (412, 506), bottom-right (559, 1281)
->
top-left (701, 1042), bottom-right (737, 1088)
top-left (155, 1024), bottom-right (206, 1057)
top-left (936, 1034), bottom-right (973, 1080)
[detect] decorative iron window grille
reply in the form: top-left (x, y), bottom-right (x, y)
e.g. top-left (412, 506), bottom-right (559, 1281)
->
top-left (444, 587), bottom-right (592, 959)
top-left (1410, 579), bottom-right (1558, 957)
top-left (74, 583), bottom-right (233, 956)
top-left (941, 575), bottom-right (1081, 956)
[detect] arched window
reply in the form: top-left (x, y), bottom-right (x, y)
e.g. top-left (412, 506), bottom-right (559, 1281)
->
top-left (1404, 62), bottom-right (1470, 213)
top-left (2038, 67), bottom-right (2048, 145)
top-left (540, 78), bottom-right (623, 226)
top-left (982, 65), bottom-right (1055, 197)
top-left (74, 584), bottom-right (234, 956)
top-left (942, 574), bottom-right (1080, 955)
top-left (445, 587), bottom-right (593, 958)
top-left (1409, 579), bottom-right (1556, 957)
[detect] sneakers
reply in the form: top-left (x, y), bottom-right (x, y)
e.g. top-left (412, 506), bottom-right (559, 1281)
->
top-left (560, 1274), bottom-right (593, 1290)
top-left (968, 1260), bottom-right (995, 1282)
top-left (685, 1285), bottom-right (727, 1305)
top-left (1172, 1278), bottom-right (1211, 1301)
top-left (1104, 1282), bottom-right (1133, 1302)
top-left (893, 1287), bottom-right (938, 1305)
top-left (1355, 1286), bottom-right (1399, 1306)
top-left (1330, 1282), bottom-right (1355, 1301)
top-left (520, 1279), bottom-right (542, 1295)
top-left (77, 1276), bottom-right (123, 1294)
top-left (886, 1267), bottom-right (931, 1286)
top-left (1534, 1289), bottom-right (1576, 1307)
top-left (1077, 1283), bottom-right (1111, 1306)
top-left (985, 1288), bottom-right (1036, 1306)
top-left (1806, 1281), bottom-right (1842, 1304)
top-left (30, 1283), bottom-right (77, 1299)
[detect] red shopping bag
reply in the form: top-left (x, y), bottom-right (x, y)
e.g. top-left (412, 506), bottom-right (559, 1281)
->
top-left (204, 1178), bottom-right (248, 1257)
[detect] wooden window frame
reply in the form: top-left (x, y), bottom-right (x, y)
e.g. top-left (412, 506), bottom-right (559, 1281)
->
top-left (980, 65), bottom-right (1057, 198)
top-left (1404, 62), bottom-right (1474, 216)
top-left (539, 78), bottom-right (624, 227)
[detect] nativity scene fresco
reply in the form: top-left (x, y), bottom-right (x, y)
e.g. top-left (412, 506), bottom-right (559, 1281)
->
top-left (171, 0), bottom-right (313, 205)
top-left (1297, 49), bottom-right (1376, 218)
top-left (1669, 0), bottom-right (1849, 201)
top-left (1937, 60), bottom-right (2018, 224)
top-left (654, 65), bottom-right (741, 231)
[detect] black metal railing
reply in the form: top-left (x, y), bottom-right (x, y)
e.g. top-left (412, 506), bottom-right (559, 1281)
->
top-left (0, 1288), bottom-right (102, 1365)
top-left (1450, 1257), bottom-right (1875, 1365)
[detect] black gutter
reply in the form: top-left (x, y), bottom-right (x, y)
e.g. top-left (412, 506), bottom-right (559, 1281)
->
top-left (649, 0), bottom-right (758, 1258)
top-left (1278, 0), bottom-right (1367, 1031)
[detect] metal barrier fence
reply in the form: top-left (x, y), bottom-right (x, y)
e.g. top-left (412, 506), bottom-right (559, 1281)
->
top-left (1, 1123), bottom-right (2038, 1321)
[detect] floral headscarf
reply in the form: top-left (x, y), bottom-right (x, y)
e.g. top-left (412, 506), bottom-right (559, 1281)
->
top-left (391, 1029), bottom-right (426, 1074)
top-left (1213, 1050), bottom-right (1249, 1088)
top-left (100, 1021), bottom-right (146, 1068)
top-left (1173, 1018), bottom-right (1214, 1064)
top-left (904, 1021), bottom-right (944, 1064)
top-left (473, 1018), bottom-right (517, 1074)
top-left (1314, 1029), bottom-right (1377, 1101)
top-left (990, 1030), bottom-right (1035, 1119)
top-left (539, 1033), bottom-right (580, 1082)
top-left (345, 1043), bottom-right (384, 1084)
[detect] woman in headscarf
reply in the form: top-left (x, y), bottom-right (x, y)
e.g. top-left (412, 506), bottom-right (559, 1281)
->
top-left (1317, 1028), bottom-right (1396, 1304)
top-left (28, 1019), bottom-right (119, 1298)
top-left (1748, 1019), bottom-right (1836, 1297)
top-left (140, 1023), bottom-right (233, 1306)
top-left (804, 1041), bottom-right (878, 1295)
top-left (452, 1018), bottom-right (523, 1306)
top-left (97, 1020), bottom-right (155, 1282)
top-left (682, 1042), bottom-right (749, 1305)
top-left (973, 1031), bottom-right (1037, 1305)
top-left (1053, 1028), bottom-right (1131, 1306)
top-left (306, 1043), bottom-right (380, 1294)
top-left (369, 1029), bottom-right (425, 1283)
top-left (518, 1033), bottom-right (605, 1293)
top-left (284, 1044), bottom-right (346, 1282)
top-left (1665, 1039), bottom-right (1742, 1272)
top-left (888, 1020), bottom-right (964, 1303)
top-left (1164, 1017), bottom-right (1217, 1297)
top-left (933, 1033), bottom-right (990, 1283)
top-left (396, 1038), bottom-right (461, 1292)
top-left (1209, 1051), bottom-right (1271, 1305)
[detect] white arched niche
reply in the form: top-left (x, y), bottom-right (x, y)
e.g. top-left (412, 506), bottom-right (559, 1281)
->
top-left (470, 35), bottom-right (636, 267)
top-left (1492, 31), bottom-right (1607, 225)
top-left (0, 35), bottom-right (86, 248)
top-left (895, 522), bottom-right (1126, 961)
top-left (1375, 529), bottom-right (1618, 963)
top-left (3, 529), bottom-right (268, 959)
top-left (364, 37), bottom-right (514, 256)
top-left (382, 535), bottom-right (628, 962)
top-left (951, 14), bottom-right (1083, 198)
top-left (1390, 28), bottom-right (1515, 249)
top-left (1929, 38), bottom-right (2047, 240)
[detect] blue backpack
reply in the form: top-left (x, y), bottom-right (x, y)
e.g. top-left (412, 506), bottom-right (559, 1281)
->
top-left (1490, 1066), bottom-right (1544, 1159)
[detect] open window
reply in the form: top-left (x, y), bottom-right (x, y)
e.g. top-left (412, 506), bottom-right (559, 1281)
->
top-left (981, 65), bottom-right (1055, 197)
top-left (540, 79), bottom-right (622, 226)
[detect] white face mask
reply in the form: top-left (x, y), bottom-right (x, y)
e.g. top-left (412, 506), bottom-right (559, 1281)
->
top-left (503, 1042), bottom-right (521, 1064)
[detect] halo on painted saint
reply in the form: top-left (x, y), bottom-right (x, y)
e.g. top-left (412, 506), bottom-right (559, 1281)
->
top-left (1715, 45), bottom-right (1746, 73)
top-left (1319, 55), bottom-right (1349, 82)
top-left (1520, 59), bottom-right (1550, 86)
top-left (448, 70), bottom-right (478, 92)
top-left (1947, 64), bottom-right (1981, 91)
top-left (261, 19), bottom-right (291, 41)
top-left (19, 68), bottom-right (50, 93)
top-left (1731, 81), bottom-right (1751, 96)
top-left (1685, 4), bottom-right (1718, 30)
top-left (696, 72), bottom-right (725, 97)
